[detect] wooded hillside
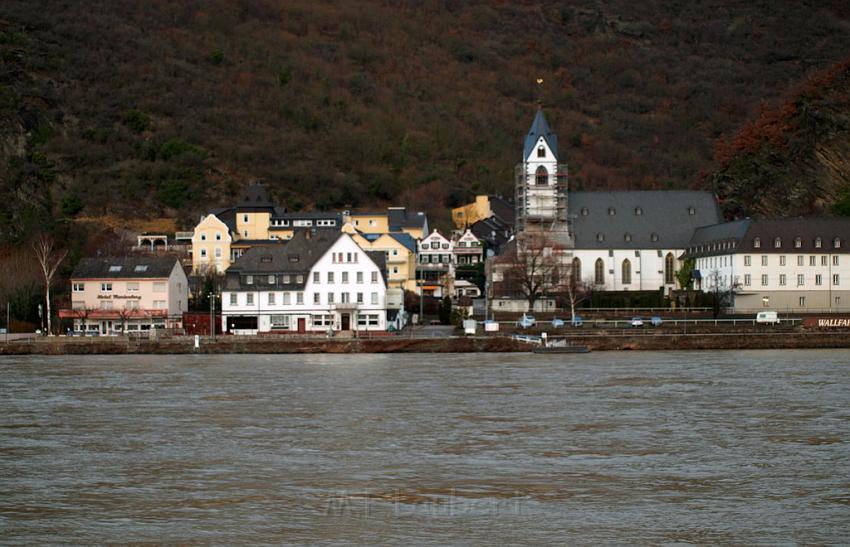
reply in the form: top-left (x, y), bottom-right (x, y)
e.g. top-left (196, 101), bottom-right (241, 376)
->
top-left (2, 0), bottom-right (850, 242)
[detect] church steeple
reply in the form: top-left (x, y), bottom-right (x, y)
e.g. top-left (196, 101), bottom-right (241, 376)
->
top-left (515, 105), bottom-right (570, 246)
top-left (523, 105), bottom-right (558, 161)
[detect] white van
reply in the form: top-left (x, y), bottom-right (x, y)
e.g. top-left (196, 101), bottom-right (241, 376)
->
top-left (756, 311), bottom-right (780, 324)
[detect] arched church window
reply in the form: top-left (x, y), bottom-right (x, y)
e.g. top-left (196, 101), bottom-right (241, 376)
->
top-left (572, 257), bottom-right (581, 284)
top-left (664, 252), bottom-right (675, 285)
top-left (622, 259), bottom-right (632, 285)
top-left (594, 258), bottom-right (604, 285)
top-left (535, 166), bottom-right (548, 185)
top-left (537, 146), bottom-right (545, 158)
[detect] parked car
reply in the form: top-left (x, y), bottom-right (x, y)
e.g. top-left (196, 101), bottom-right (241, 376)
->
top-left (571, 315), bottom-right (584, 327)
top-left (650, 316), bottom-right (663, 327)
top-left (756, 311), bottom-right (780, 324)
top-left (551, 317), bottom-right (565, 328)
top-left (630, 317), bottom-right (644, 327)
top-left (517, 314), bottom-right (537, 328)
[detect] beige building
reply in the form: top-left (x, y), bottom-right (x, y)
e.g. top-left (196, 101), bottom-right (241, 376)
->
top-left (60, 256), bottom-right (188, 334)
top-left (191, 183), bottom-right (342, 273)
top-left (343, 207), bottom-right (429, 239)
top-left (345, 225), bottom-right (418, 292)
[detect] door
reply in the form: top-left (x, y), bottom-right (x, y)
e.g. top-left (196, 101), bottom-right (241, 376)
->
top-left (341, 313), bottom-right (350, 331)
top-left (297, 318), bottom-right (306, 333)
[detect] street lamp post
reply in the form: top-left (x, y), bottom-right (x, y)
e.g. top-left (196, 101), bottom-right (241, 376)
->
top-left (209, 291), bottom-right (216, 342)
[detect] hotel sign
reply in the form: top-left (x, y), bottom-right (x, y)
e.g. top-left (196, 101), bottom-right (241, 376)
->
top-left (97, 294), bottom-right (142, 299)
top-left (803, 317), bottom-right (850, 328)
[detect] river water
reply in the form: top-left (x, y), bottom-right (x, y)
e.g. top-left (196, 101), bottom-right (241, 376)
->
top-left (1, 350), bottom-right (849, 544)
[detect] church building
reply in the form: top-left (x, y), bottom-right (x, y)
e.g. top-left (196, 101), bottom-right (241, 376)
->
top-left (491, 106), bottom-right (722, 304)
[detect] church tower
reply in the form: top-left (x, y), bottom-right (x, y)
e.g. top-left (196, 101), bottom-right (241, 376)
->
top-left (515, 106), bottom-right (571, 247)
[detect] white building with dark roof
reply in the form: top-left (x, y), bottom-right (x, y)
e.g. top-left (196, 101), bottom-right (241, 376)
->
top-left (570, 190), bottom-right (722, 292)
top-left (683, 218), bottom-right (850, 312)
top-left (221, 230), bottom-right (388, 334)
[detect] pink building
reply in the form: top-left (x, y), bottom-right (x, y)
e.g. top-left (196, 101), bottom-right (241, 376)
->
top-left (59, 257), bottom-right (188, 335)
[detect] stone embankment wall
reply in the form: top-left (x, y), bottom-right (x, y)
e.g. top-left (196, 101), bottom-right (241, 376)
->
top-left (1, 331), bottom-right (849, 354)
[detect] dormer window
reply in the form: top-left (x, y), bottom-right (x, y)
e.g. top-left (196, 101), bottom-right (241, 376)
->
top-left (624, 233), bottom-right (632, 242)
top-left (774, 237), bottom-right (782, 248)
top-left (108, 265), bottom-right (122, 272)
top-left (754, 237), bottom-right (761, 248)
top-left (651, 233), bottom-right (659, 242)
top-left (596, 233), bottom-right (605, 242)
top-left (794, 237), bottom-right (802, 248)
top-left (537, 146), bottom-right (545, 158)
top-left (634, 207), bottom-right (642, 216)
top-left (688, 206), bottom-right (696, 215)
top-left (835, 238), bottom-right (842, 249)
top-left (608, 208), bottom-right (616, 216)
top-left (815, 237), bottom-right (822, 248)
top-left (580, 207), bottom-right (589, 216)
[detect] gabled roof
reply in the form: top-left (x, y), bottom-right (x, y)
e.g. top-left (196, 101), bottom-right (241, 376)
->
top-left (488, 195), bottom-right (515, 225)
top-left (523, 107), bottom-right (558, 160)
top-left (388, 207), bottom-right (428, 231)
top-left (387, 232), bottom-right (417, 253)
top-left (236, 182), bottom-right (275, 211)
top-left (72, 256), bottom-right (179, 279)
top-left (228, 229), bottom-right (340, 274)
top-left (570, 191), bottom-right (721, 250)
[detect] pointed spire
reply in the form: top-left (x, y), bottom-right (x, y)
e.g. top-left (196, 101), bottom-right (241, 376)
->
top-left (523, 106), bottom-right (558, 160)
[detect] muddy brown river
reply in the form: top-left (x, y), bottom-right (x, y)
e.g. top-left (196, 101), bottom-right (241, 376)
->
top-left (1, 350), bottom-right (849, 543)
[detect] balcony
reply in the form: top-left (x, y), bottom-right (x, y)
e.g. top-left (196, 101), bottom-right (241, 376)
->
top-left (333, 302), bottom-right (359, 311)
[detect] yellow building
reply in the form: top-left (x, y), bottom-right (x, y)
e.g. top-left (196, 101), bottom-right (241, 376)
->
top-left (343, 207), bottom-right (429, 240)
top-left (190, 183), bottom-right (342, 273)
top-left (451, 195), bottom-right (515, 230)
top-left (346, 224), bottom-right (418, 292)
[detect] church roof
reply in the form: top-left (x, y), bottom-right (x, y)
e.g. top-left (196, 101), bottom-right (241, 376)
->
top-left (523, 107), bottom-right (558, 160)
top-left (570, 191), bottom-right (721, 250)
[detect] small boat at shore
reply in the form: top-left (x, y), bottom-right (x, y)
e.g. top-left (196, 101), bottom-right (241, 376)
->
top-left (533, 345), bottom-right (590, 354)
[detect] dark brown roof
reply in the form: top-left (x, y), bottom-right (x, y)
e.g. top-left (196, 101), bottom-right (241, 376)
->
top-left (684, 218), bottom-right (850, 257)
top-left (72, 256), bottom-right (179, 279)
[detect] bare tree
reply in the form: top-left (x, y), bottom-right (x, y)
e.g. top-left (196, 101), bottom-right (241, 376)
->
top-left (501, 233), bottom-right (562, 311)
top-left (72, 306), bottom-right (95, 334)
top-left (563, 272), bottom-right (593, 323)
top-left (116, 306), bottom-right (135, 334)
top-left (32, 234), bottom-right (68, 336)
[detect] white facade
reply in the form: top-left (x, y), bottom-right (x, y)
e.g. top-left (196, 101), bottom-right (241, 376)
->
top-left (417, 230), bottom-right (454, 298)
top-left (572, 248), bottom-right (680, 292)
top-left (695, 251), bottom-right (850, 312)
top-left (221, 234), bottom-right (387, 334)
top-left (523, 136), bottom-right (559, 220)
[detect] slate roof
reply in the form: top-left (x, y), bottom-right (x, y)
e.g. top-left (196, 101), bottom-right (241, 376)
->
top-left (684, 218), bottom-right (850, 257)
top-left (388, 232), bottom-right (417, 253)
top-left (236, 182), bottom-right (275, 210)
top-left (387, 208), bottom-right (428, 231)
top-left (524, 107), bottom-right (558, 160)
top-left (488, 195), bottom-right (515, 225)
top-left (72, 256), bottom-right (179, 279)
top-left (570, 191), bottom-right (721, 250)
top-left (223, 230), bottom-right (389, 290)
top-left (272, 211), bottom-right (341, 221)
top-left (227, 230), bottom-right (339, 275)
